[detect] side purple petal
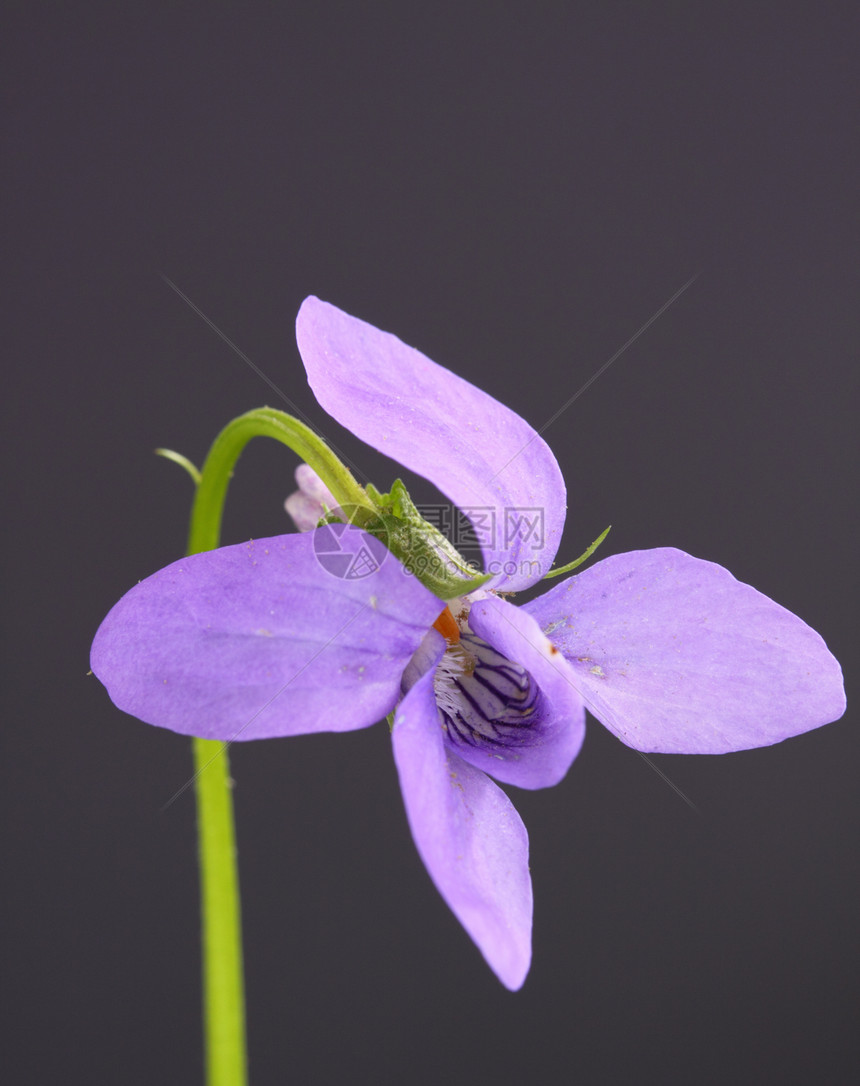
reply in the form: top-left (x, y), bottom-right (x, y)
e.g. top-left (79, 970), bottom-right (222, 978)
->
top-left (451, 596), bottom-right (586, 789)
top-left (295, 296), bottom-right (565, 591)
top-left (524, 548), bottom-right (846, 754)
top-left (392, 633), bottom-right (533, 990)
top-left (91, 530), bottom-right (443, 741)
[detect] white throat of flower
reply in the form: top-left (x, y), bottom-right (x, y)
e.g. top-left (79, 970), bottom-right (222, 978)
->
top-left (424, 596), bottom-right (539, 749)
top-left (432, 637), bottom-right (478, 718)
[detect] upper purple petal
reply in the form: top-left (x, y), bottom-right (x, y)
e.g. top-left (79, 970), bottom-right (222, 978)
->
top-left (392, 635), bottom-right (533, 990)
top-left (524, 547), bottom-right (846, 754)
top-left (446, 596), bottom-right (586, 789)
top-left (296, 296), bottom-right (565, 590)
top-left (91, 529), bottom-right (443, 741)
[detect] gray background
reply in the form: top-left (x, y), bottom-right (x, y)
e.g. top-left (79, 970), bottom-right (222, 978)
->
top-left (4, 4), bottom-right (857, 1084)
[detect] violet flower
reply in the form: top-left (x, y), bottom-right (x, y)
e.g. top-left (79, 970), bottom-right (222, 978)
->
top-left (91, 297), bottom-right (845, 990)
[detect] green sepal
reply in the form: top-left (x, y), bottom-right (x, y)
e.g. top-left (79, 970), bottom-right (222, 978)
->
top-left (361, 479), bottom-right (490, 600)
top-left (543, 525), bottom-right (612, 579)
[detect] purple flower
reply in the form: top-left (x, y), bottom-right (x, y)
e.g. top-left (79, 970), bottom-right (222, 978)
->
top-left (91, 297), bottom-right (846, 990)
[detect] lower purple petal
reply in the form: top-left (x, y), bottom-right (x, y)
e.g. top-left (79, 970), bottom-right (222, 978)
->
top-left (392, 641), bottom-right (533, 990)
top-left (449, 596), bottom-right (585, 789)
top-left (524, 548), bottom-right (846, 754)
top-left (91, 529), bottom-right (443, 741)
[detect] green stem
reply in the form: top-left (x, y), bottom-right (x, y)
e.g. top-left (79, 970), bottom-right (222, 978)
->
top-left (193, 736), bottom-right (246, 1086)
top-left (187, 407), bottom-right (363, 1086)
top-left (187, 407), bottom-right (369, 555)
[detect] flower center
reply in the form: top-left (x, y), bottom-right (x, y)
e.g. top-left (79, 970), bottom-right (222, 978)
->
top-left (432, 605), bottom-right (461, 644)
top-left (433, 627), bottom-right (538, 751)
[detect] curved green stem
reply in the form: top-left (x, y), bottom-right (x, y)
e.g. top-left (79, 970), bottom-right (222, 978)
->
top-left (187, 408), bottom-right (369, 555)
top-left (187, 407), bottom-right (364, 1086)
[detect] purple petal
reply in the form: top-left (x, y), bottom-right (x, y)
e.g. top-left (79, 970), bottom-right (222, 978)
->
top-left (524, 548), bottom-right (846, 754)
top-left (284, 491), bottom-right (323, 532)
top-left (294, 462), bottom-right (337, 505)
top-left (295, 297), bottom-right (565, 590)
top-left (392, 635), bottom-right (533, 990)
top-left (284, 464), bottom-right (339, 532)
top-left (446, 596), bottom-right (586, 789)
top-left (91, 529), bottom-right (443, 741)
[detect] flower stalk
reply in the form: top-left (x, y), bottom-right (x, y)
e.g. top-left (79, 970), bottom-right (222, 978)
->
top-left (185, 406), bottom-right (362, 1086)
top-left (193, 735), bottom-right (246, 1086)
top-left (187, 407), bottom-right (369, 556)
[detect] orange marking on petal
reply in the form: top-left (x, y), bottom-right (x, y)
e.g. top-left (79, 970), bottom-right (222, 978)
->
top-left (432, 605), bottom-right (461, 644)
